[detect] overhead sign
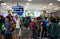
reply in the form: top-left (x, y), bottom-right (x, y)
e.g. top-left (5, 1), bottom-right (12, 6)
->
top-left (12, 6), bottom-right (24, 16)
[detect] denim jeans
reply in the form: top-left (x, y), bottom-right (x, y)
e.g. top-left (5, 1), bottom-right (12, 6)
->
top-left (48, 35), bottom-right (58, 39)
top-left (32, 29), bottom-right (37, 39)
top-left (48, 38), bottom-right (58, 39)
top-left (42, 27), bottom-right (47, 37)
top-left (5, 34), bottom-right (12, 39)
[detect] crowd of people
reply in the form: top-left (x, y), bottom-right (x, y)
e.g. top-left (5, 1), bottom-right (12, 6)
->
top-left (0, 13), bottom-right (60, 39)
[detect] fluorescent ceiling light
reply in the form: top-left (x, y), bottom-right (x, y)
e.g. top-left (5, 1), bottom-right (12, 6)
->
top-left (26, 3), bottom-right (30, 5)
top-left (1, 3), bottom-right (6, 5)
top-left (39, 8), bottom-right (42, 10)
top-left (50, 9), bottom-right (53, 10)
top-left (28, 0), bottom-right (32, 1)
top-left (43, 6), bottom-right (47, 8)
top-left (57, 0), bottom-right (60, 1)
top-left (49, 3), bottom-right (53, 6)
top-left (54, 8), bottom-right (58, 10)
top-left (24, 6), bottom-right (28, 10)
top-left (46, 11), bottom-right (49, 12)
top-left (25, 6), bottom-right (28, 8)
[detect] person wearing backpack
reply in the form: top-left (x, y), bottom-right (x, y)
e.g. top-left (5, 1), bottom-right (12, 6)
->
top-left (48, 18), bottom-right (59, 39)
top-left (30, 18), bottom-right (37, 39)
top-left (21, 16), bottom-right (31, 39)
top-left (36, 17), bottom-right (42, 39)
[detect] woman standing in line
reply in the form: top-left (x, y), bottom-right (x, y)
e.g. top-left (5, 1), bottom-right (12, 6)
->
top-left (14, 15), bottom-right (20, 39)
top-left (5, 16), bottom-right (13, 39)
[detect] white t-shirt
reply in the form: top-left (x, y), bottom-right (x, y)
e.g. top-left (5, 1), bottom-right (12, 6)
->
top-left (16, 18), bottom-right (20, 28)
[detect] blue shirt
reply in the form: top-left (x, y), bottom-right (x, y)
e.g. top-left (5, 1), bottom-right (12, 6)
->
top-left (5, 21), bottom-right (12, 34)
top-left (44, 20), bottom-right (48, 27)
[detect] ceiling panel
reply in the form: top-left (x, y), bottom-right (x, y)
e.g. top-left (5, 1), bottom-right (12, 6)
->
top-left (1, 0), bottom-right (59, 3)
top-left (1, 0), bottom-right (60, 6)
top-left (1, 0), bottom-right (60, 10)
top-left (2, 0), bottom-right (26, 3)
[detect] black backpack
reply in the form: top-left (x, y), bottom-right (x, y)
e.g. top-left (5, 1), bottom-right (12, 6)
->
top-left (24, 19), bottom-right (31, 28)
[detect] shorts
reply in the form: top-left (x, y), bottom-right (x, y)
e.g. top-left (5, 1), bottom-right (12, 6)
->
top-left (21, 28), bottom-right (30, 39)
top-left (15, 28), bottom-right (20, 33)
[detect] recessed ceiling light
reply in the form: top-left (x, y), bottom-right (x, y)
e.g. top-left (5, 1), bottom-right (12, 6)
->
top-left (49, 3), bottom-right (53, 6)
top-left (57, 0), bottom-right (60, 1)
top-left (26, 3), bottom-right (30, 5)
top-left (28, 0), bottom-right (32, 1)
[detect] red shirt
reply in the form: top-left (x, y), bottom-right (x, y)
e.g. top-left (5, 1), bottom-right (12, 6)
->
top-left (31, 21), bottom-right (36, 29)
